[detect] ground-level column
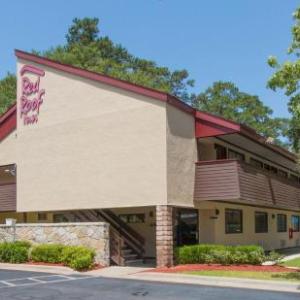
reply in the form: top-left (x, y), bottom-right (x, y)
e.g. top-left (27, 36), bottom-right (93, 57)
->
top-left (156, 205), bottom-right (173, 267)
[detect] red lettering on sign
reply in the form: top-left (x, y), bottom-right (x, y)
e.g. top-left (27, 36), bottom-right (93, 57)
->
top-left (19, 65), bottom-right (45, 125)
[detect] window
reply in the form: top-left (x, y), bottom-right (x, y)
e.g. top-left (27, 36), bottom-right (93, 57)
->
top-left (270, 166), bottom-right (278, 174)
top-left (255, 212), bottom-right (268, 233)
top-left (290, 174), bottom-right (299, 183)
top-left (53, 214), bottom-right (69, 223)
top-left (215, 144), bottom-right (227, 160)
top-left (250, 158), bottom-right (263, 169)
top-left (225, 209), bottom-right (243, 234)
top-left (277, 214), bottom-right (287, 232)
top-left (37, 213), bottom-right (47, 221)
top-left (228, 149), bottom-right (245, 161)
top-left (119, 214), bottom-right (145, 224)
top-left (292, 216), bottom-right (300, 232)
top-left (263, 164), bottom-right (277, 174)
top-left (277, 169), bottom-right (288, 178)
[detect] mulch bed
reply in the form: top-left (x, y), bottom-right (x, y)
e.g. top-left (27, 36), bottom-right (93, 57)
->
top-left (152, 264), bottom-right (299, 273)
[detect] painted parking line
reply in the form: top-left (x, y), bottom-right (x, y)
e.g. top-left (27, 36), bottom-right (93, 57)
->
top-left (0, 274), bottom-right (92, 289)
top-left (0, 281), bottom-right (15, 287)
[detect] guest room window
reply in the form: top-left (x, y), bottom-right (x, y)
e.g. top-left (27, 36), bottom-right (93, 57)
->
top-left (250, 158), bottom-right (263, 169)
top-left (277, 214), bottom-right (287, 232)
top-left (225, 209), bottom-right (243, 234)
top-left (215, 144), bottom-right (227, 160)
top-left (119, 214), bottom-right (145, 224)
top-left (228, 149), bottom-right (245, 161)
top-left (255, 212), bottom-right (268, 233)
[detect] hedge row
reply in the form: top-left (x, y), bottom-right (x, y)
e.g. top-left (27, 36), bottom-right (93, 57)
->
top-left (31, 244), bottom-right (95, 270)
top-left (175, 244), bottom-right (266, 265)
top-left (0, 242), bottom-right (95, 270)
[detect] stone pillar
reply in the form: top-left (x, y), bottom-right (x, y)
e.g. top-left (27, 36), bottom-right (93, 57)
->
top-left (156, 205), bottom-right (174, 267)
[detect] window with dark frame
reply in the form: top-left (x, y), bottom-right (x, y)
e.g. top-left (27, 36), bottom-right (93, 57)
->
top-left (228, 149), bottom-right (245, 161)
top-left (277, 169), bottom-right (288, 178)
top-left (250, 158), bottom-right (263, 169)
top-left (37, 213), bottom-right (47, 221)
top-left (290, 174), bottom-right (299, 183)
top-left (119, 213), bottom-right (145, 224)
top-left (225, 209), bottom-right (243, 234)
top-left (292, 215), bottom-right (300, 232)
top-left (277, 214), bottom-right (287, 232)
top-left (215, 144), bottom-right (227, 160)
top-left (255, 211), bottom-right (268, 233)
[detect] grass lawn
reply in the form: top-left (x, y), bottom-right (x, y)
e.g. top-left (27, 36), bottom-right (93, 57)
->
top-left (183, 270), bottom-right (300, 282)
top-left (283, 258), bottom-right (300, 268)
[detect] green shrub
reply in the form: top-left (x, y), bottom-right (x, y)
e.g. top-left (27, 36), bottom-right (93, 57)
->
top-left (14, 240), bottom-right (31, 249)
top-left (0, 242), bottom-right (29, 263)
top-left (61, 246), bottom-right (95, 271)
top-left (175, 244), bottom-right (266, 265)
top-left (266, 250), bottom-right (284, 263)
top-left (31, 244), bottom-right (64, 263)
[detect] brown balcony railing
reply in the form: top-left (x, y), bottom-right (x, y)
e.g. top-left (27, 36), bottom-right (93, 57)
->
top-left (0, 183), bottom-right (16, 212)
top-left (194, 159), bottom-right (300, 211)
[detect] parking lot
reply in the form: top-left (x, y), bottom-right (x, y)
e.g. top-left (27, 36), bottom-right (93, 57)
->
top-left (0, 269), bottom-right (298, 300)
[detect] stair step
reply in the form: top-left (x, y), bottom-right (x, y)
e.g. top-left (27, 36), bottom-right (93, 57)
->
top-left (125, 259), bottom-right (144, 266)
top-left (123, 253), bottom-right (138, 259)
top-left (122, 249), bottom-right (133, 255)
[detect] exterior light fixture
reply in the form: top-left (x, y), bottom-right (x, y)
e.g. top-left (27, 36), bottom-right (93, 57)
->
top-left (4, 164), bottom-right (16, 176)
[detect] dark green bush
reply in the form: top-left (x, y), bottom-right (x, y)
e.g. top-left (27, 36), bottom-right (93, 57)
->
top-left (31, 244), bottom-right (64, 263)
top-left (0, 242), bottom-right (29, 263)
top-left (175, 244), bottom-right (266, 265)
top-left (61, 246), bottom-right (95, 270)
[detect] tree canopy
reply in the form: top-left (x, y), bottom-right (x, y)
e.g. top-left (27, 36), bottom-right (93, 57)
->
top-left (268, 7), bottom-right (300, 152)
top-left (192, 81), bottom-right (290, 147)
top-left (37, 17), bottom-right (194, 101)
top-left (0, 73), bottom-right (16, 114)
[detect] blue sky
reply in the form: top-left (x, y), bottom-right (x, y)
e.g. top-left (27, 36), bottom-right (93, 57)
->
top-left (0, 0), bottom-right (298, 117)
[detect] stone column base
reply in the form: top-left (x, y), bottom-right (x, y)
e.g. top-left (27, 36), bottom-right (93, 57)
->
top-left (156, 205), bottom-right (173, 267)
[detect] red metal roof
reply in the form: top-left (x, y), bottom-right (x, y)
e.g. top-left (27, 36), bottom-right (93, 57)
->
top-left (0, 104), bottom-right (16, 142)
top-left (0, 50), bottom-right (296, 162)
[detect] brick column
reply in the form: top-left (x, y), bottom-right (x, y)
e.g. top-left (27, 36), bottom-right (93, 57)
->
top-left (156, 205), bottom-right (174, 267)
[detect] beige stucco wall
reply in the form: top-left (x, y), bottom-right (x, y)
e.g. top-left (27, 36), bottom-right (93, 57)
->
top-left (16, 59), bottom-right (168, 212)
top-left (166, 104), bottom-right (197, 207)
top-left (196, 201), bottom-right (300, 250)
top-left (0, 132), bottom-right (16, 166)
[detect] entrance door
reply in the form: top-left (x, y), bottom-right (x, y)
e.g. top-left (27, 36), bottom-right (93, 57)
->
top-left (175, 209), bottom-right (199, 246)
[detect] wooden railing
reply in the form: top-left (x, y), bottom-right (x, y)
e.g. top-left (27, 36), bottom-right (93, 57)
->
top-left (96, 210), bottom-right (145, 262)
top-left (0, 183), bottom-right (16, 212)
top-left (194, 159), bottom-right (300, 211)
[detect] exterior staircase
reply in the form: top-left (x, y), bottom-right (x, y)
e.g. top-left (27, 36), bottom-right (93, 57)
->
top-left (59, 209), bottom-right (145, 266)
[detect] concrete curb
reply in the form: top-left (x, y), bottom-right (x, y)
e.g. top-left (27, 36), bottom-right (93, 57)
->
top-left (0, 263), bottom-right (79, 275)
top-left (126, 272), bottom-right (300, 293)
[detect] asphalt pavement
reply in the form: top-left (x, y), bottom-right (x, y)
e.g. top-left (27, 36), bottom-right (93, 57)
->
top-left (0, 269), bottom-right (298, 300)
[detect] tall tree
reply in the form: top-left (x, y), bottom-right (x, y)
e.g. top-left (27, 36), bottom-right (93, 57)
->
top-left (38, 17), bottom-right (194, 100)
top-left (0, 73), bottom-right (16, 114)
top-left (192, 81), bottom-right (290, 147)
top-left (268, 7), bottom-right (300, 152)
